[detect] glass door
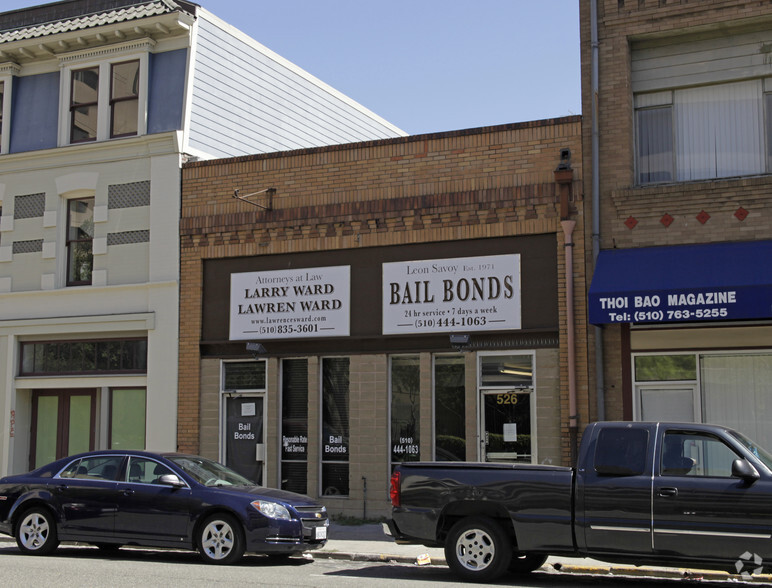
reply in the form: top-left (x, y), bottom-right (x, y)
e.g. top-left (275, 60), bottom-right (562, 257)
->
top-left (478, 352), bottom-right (534, 463)
top-left (481, 390), bottom-right (532, 463)
top-left (30, 390), bottom-right (96, 470)
top-left (223, 394), bottom-right (265, 485)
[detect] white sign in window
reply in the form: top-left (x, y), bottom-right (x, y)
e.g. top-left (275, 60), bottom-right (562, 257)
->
top-left (230, 266), bottom-right (350, 340)
top-left (382, 254), bottom-right (521, 335)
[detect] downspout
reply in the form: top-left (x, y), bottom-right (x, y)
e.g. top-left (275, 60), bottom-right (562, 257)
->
top-left (555, 156), bottom-right (578, 464)
top-left (591, 0), bottom-right (606, 421)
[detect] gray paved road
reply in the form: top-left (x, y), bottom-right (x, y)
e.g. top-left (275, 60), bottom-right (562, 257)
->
top-left (0, 544), bottom-right (761, 587)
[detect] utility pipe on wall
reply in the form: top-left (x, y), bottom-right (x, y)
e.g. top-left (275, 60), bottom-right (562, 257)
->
top-left (561, 219), bottom-right (578, 463)
top-left (591, 0), bottom-right (606, 422)
top-left (555, 161), bottom-right (579, 464)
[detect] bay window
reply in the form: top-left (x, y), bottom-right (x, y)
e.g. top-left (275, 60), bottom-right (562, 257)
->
top-left (110, 60), bottom-right (140, 137)
top-left (70, 66), bottom-right (99, 142)
top-left (59, 44), bottom-right (148, 145)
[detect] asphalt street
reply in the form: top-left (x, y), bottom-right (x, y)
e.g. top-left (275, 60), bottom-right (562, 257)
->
top-left (1, 523), bottom-right (771, 585)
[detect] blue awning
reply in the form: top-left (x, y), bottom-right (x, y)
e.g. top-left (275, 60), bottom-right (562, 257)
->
top-left (588, 241), bottom-right (772, 325)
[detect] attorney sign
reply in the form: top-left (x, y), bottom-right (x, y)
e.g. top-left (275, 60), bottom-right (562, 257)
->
top-left (230, 266), bottom-right (350, 340)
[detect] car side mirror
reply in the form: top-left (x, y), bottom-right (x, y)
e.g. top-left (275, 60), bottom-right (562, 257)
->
top-left (732, 459), bottom-right (759, 483)
top-left (159, 474), bottom-right (185, 488)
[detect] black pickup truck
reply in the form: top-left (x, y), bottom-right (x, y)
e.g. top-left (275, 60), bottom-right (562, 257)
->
top-left (386, 421), bottom-right (772, 582)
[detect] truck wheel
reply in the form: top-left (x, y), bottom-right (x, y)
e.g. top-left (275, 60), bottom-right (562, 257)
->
top-left (445, 516), bottom-right (512, 583)
top-left (509, 552), bottom-right (547, 574)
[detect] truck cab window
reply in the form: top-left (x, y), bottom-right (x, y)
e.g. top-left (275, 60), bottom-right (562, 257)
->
top-left (594, 428), bottom-right (648, 476)
top-left (662, 432), bottom-right (739, 477)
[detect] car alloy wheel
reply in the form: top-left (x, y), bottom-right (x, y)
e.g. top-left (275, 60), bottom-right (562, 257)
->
top-left (16, 508), bottom-right (59, 556)
top-left (198, 514), bottom-right (245, 564)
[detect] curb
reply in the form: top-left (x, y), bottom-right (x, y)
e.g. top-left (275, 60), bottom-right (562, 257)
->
top-left (313, 549), bottom-right (772, 583)
top-left (315, 550), bottom-right (441, 565)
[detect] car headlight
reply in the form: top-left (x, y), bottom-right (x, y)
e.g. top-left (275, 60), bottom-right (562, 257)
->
top-left (251, 500), bottom-right (291, 520)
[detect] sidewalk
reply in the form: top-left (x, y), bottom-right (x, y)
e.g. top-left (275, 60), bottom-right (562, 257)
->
top-left (316, 523), bottom-right (772, 583)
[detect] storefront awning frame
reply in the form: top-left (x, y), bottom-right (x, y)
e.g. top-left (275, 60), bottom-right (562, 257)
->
top-left (588, 240), bottom-right (772, 325)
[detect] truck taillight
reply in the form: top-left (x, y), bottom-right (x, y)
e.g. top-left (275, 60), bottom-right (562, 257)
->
top-left (389, 470), bottom-right (401, 507)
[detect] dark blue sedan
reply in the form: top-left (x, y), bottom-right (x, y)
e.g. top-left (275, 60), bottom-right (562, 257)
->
top-left (0, 450), bottom-right (328, 564)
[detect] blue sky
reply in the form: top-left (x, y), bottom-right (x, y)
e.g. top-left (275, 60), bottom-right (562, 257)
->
top-left (2, 0), bottom-right (582, 135)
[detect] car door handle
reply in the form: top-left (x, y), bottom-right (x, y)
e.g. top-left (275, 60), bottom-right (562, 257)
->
top-left (658, 487), bottom-right (678, 497)
top-left (121, 489), bottom-right (135, 497)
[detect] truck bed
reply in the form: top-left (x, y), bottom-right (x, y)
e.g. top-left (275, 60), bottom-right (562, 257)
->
top-left (391, 461), bottom-right (576, 553)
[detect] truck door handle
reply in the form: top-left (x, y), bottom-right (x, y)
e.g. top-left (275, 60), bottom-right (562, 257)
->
top-left (658, 487), bottom-right (678, 497)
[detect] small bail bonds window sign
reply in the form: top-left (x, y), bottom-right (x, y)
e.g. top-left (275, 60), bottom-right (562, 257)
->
top-left (230, 266), bottom-right (350, 340)
top-left (382, 254), bottom-right (521, 335)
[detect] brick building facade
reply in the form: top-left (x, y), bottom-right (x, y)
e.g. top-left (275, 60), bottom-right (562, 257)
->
top-left (581, 1), bottom-right (772, 446)
top-left (179, 118), bottom-right (588, 516)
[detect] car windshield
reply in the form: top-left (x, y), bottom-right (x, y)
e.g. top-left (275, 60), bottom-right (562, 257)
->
top-left (168, 455), bottom-right (254, 487)
top-left (728, 430), bottom-right (772, 473)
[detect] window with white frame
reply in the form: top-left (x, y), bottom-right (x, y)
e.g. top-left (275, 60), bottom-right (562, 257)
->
top-left (631, 23), bottom-right (772, 186)
top-left (70, 66), bottom-right (99, 142)
top-left (59, 43), bottom-right (149, 145)
top-left (633, 352), bottom-right (772, 451)
top-left (110, 60), bottom-right (140, 138)
top-left (635, 80), bottom-right (770, 184)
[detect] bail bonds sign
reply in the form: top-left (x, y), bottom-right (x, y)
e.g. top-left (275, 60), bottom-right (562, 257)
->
top-left (230, 266), bottom-right (350, 340)
top-left (382, 254), bottom-right (521, 335)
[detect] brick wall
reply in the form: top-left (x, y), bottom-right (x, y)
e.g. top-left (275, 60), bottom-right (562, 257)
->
top-left (179, 118), bottom-right (589, 466)
top-left (580, 0), bottom-right (772, 418)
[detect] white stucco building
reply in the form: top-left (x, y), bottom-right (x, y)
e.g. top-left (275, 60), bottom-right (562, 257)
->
top-left (0, 0), bottom-right (403, 475)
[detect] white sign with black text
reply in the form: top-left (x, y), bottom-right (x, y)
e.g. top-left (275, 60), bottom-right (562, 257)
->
top-left (382, 254), bottom-right (521, 335)
top-left (230, 266), bottom-right (350, 340)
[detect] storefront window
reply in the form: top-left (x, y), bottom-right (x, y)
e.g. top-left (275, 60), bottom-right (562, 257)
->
top-left (321, 357), bottom-right (349, 496)
top-left (635, 355), bottom-right (696, 381)
top-left (281, 359), bottom-right (308, 494)
top-left (434, 354), bottom-right (466, 461)
top-left (480, 353), bottom-right (533, 388)
top-left (390, 355), bottom-right (420, 467)
top-left (223, 360), bottom-right (266, 390)
top-left (110, 388), bottom-right (146, 449)
top-left (702, 354), bottom-right (772, 451)
top-left (20, 339), bottom-right (147, 375)
top-left (635, 352), bottom-right (772, 451)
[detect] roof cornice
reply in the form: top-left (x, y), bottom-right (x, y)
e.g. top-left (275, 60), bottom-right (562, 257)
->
top-left (0, 6), bottom-right (193, 66)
